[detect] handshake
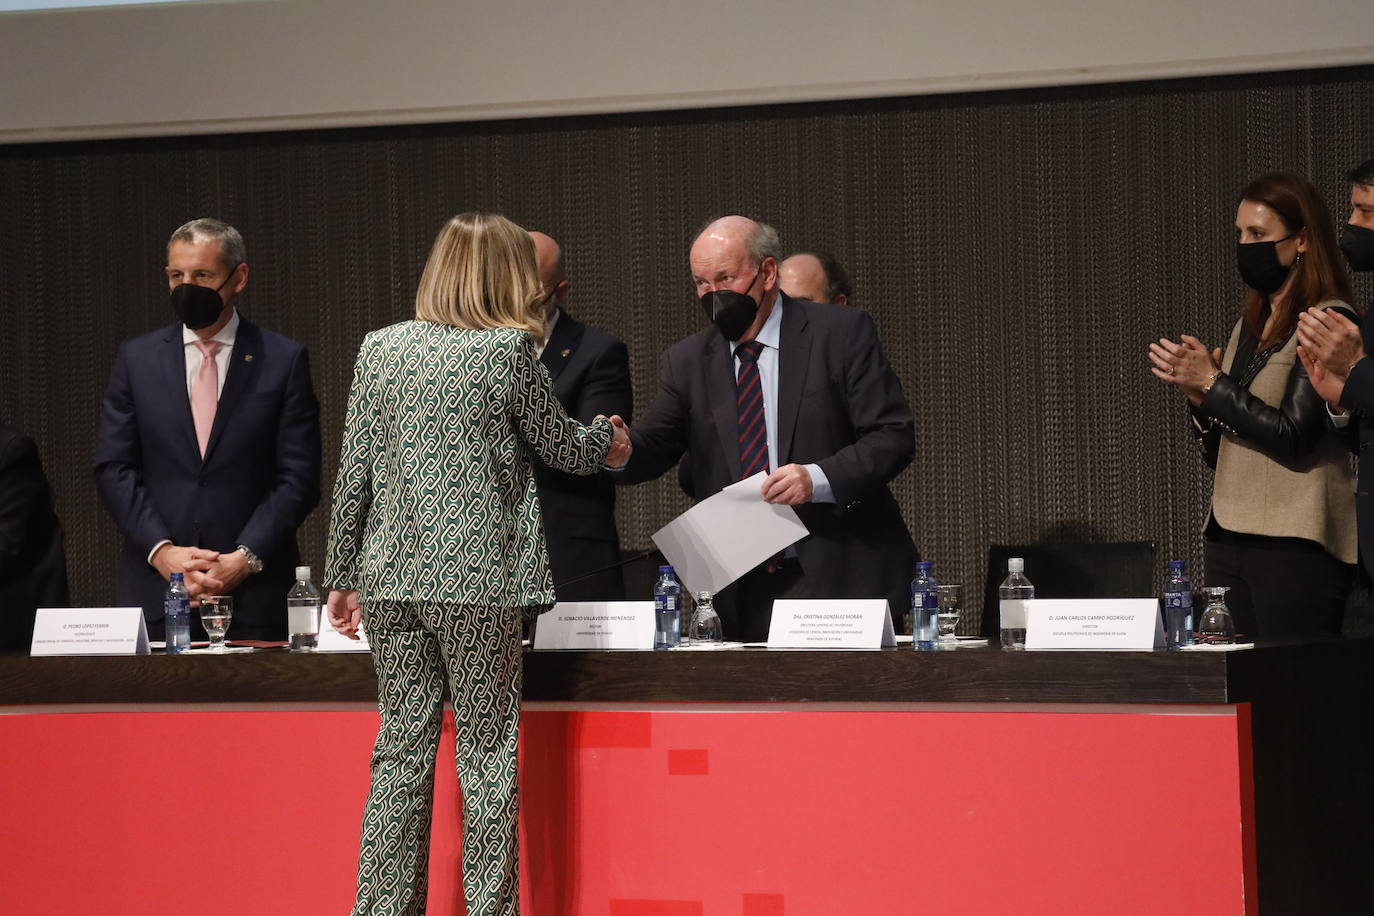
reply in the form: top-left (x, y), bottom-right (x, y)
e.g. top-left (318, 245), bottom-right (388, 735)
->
top-left (601, 414), bottom-right (632, 469)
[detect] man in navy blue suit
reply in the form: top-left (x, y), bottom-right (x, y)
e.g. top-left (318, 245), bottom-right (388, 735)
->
top-left (528, 231), bottom-right (633, 601)
top-left (1297, 158), bottom-right (1374, 635)
top-left (95, 219), bottom-right (321, 641)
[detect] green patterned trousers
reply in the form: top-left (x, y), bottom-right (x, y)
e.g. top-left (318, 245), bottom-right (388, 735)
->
top-left (351, 601), bottom-right (523, 916)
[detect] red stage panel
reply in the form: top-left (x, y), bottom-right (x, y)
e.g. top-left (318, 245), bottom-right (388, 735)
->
top-left (0, 705), bottom-right (1251, 915)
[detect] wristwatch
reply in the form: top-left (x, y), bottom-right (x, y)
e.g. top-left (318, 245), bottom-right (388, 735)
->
top-left (236, 545), bottom-right (264, 574)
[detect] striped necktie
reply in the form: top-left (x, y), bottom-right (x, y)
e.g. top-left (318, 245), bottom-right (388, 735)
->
top-left (736, 340), bottom-right (768, 478)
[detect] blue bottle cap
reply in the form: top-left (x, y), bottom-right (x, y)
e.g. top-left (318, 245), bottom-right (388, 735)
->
top-left (170, 572), bottom-right (184, 580)
top-left (916, 561), bottom-right (933, 573)
top-left (658, 565), bottom-right (674, 574)
top-left (1168, 559), bottom-right (1186, 571)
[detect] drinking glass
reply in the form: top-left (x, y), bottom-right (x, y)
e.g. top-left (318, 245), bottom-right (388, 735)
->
top-left (200, 595), bottom-right (233, 652)
top-left (936, 584), bottom-right (962, 642)
top-left (1197, 586), bottom-right (1235, 644)
top-left (688, 591), bottom-right (723, 644)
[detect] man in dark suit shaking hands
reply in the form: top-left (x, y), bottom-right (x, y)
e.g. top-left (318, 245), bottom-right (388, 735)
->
top-left (529, 231), bottom-right (633, 600)
top-left (95, 219), bottom-right (321, 640)
top-left (614, 216), bottom-right (917, 641)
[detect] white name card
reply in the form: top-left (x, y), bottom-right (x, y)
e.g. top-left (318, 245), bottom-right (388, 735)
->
top-left (533, 601), bottom-right (655, 650)
top-left (316, 620), bottom-right (371, 653)
top-left (766, 599), bottom-right (896, 649)
top-left (1024, 598), bottom-right (1164, 650)
top-left (30, 607), bottom-right (149, 656)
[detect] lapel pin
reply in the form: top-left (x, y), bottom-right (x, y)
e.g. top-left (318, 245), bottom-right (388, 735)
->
top-left (243, 354), bottom-right (254, 362)
top-left (560, 348), bottom-right (571, 358)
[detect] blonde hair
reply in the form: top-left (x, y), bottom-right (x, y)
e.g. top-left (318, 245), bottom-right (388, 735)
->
top-left (414, 212), bottom-right (546, 337)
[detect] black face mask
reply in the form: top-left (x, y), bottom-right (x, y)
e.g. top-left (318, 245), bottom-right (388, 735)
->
top-left (1340, 223), bottom-right (1374, 273)
top-left (700, 263), bottom-right (765, 341)
top-left (1236, 236), bottom-right (1294, 295)
top-left (170, 267), bottom-right (236, 330)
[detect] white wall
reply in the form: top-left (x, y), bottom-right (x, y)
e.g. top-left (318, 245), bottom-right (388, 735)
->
top-left (3, 0), bottom-right (1373, 143)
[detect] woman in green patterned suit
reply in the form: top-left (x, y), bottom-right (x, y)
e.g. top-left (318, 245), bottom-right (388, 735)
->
top-left (323, 212), bottom-right (631, 916)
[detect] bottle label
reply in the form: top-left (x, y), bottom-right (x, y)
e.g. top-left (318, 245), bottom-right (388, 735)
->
top-left (1164, 593), bottom-right (1193, 609)
top-left (288, 604), bottom-right (320, 635)
top-left (655, 596), bottom-right (678, 612)
top-left (912, 588), bottom-right (937, 609)
top-left (1000, 599), bottom-right (1029, 629)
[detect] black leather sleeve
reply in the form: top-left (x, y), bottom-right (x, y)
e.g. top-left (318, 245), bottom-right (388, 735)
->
top-left (1196, 359), bottom-right (1329, 461)
top-left (1187, 404), bottom-right (1221, 469)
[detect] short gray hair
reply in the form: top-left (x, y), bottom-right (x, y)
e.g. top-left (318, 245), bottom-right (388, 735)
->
top-left (167, 218), bottom-right (246, 269)
top-left (744, 221), bottom-right (782, 265)
top-left (696, 216), bottom-right (783, 265)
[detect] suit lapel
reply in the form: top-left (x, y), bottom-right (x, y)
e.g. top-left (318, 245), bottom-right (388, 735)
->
top-left (203, 319), bottom-right (260, 464)
top-left (705, 331), bottom-right (742, 481)
top-left (159, 325), bottom-right (200, 460)
top-left (540, 312), bottom-right (585, 391)
top-left (776, 296), bottom-right (811, 463)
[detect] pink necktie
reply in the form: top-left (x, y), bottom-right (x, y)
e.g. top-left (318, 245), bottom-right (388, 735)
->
top-left (191, 339), bottom-right (222, 457)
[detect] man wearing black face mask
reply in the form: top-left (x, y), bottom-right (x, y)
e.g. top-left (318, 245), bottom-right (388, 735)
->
top-left (614, 216), bottom-right (917, 642)
top-left (94, 218), bottom-right (321, 641)
top-left (1297, 158), bottom-right (1374, 634)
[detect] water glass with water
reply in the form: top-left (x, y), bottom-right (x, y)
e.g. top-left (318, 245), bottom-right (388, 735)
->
top-left (936, 584), bottom-right (961, 642)
top-left (199, 595), bottom-right (233, 652)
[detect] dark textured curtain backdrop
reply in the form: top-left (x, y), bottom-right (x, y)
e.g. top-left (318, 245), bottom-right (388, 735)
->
top-left (3, 66), bottom-right (1372, 627)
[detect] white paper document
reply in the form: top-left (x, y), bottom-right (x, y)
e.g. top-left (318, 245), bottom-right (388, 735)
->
top-left (316, 621), bottom-right (371, 652)
top-left (651, 472), bottom-right (809, 595)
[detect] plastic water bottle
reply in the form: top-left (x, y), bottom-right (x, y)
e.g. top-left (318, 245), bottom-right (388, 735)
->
top-left (999, 558), bottom-right (1034, 650)
top-left (1163, 560), bottom-right (1194, 648)
top-left (164, 572), bottom-right (190, 655)
top-left (287, 566), bottom-right (321, 652)
top-left (911, 561), bottom-right (939, 650)
top-left (653, 565), bottom-right (681, 650)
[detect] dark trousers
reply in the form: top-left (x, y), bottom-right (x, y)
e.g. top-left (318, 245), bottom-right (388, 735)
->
top-left (1341, 557), bottom-right (1374, 638)
top-left (726, 558), bottom-right (814, 642)
top-left (1204, 526), bottom-right (1353, 640)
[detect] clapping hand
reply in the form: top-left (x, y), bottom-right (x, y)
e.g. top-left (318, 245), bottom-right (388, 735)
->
top-left (1297, 307), bottom-right (1364, 408)
top-left (604, 414), bottom-right (632, 468)
top-left (326, 589), bottom-right (362, 640)
top-left (1148, 335), bottom-right (1222, 406)
top-left (1297, 345), bottom-right (1347, 407)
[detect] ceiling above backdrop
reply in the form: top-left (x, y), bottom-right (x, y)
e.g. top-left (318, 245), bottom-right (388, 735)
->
top-left (3, 0), bottom-right (1373, 144)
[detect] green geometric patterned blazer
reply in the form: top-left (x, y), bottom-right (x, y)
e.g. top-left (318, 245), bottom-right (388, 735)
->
top-left (324, 320), bottom-right (613, 608)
